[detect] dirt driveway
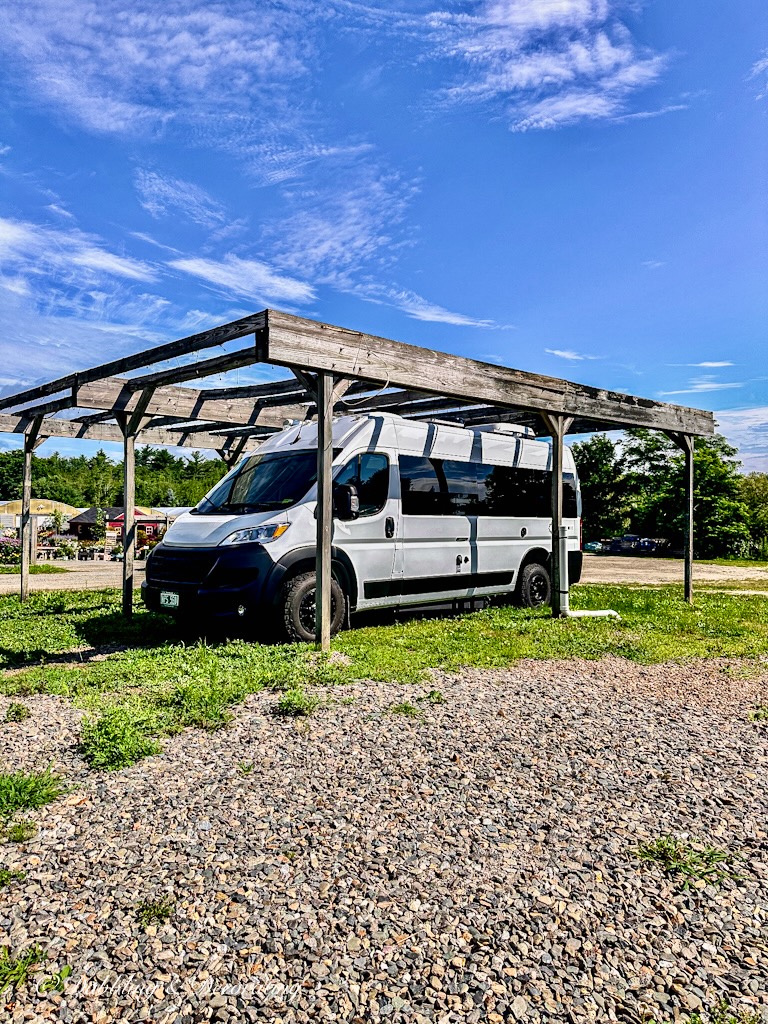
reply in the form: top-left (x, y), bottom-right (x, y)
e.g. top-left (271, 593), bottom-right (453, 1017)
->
top-left (581, 554), bottom-right (768, 586)
top-left (0, 561), bottom-right (145, 595)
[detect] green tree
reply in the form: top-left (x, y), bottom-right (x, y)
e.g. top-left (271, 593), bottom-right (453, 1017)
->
top-left (739, 473), bottom-right (768, 559)
top-left (622, 431), bottom-right (750, 558)
top-left (571, 434), bottom-right (629, 542)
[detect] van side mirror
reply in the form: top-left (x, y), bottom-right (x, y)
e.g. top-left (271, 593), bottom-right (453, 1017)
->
top-left (334, 483), bottom-right (360, 520)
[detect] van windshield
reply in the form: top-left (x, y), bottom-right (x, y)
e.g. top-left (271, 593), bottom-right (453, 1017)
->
top-left (193, 450), bottom-right (320, 515)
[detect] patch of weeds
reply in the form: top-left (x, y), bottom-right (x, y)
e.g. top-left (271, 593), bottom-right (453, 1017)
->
top-left (136, 898), bottom-right (174, 930)
top-left (645, 1000), bottom-right (762, 1023)
top-left (272, 687), bottom-right (320, 718)
top-left (748, 705), bottom-right (768, 722)
top-left (39, 964), bottom-right (73, 994)
top-left (80, 706), bottom-right (161, 770)
top-left (0, 868), bottom-right (25, 888)
top-left (390, 701), bottom-right (423, 718)
top-left (423, 689), bottom-right (444, 704)
top-left (634, 835), bottom-right (736, 887)
top-left (1, 819), bottom-right (37, 843)
top-left (237, 761), bottom-right (254, 776)
top-left (0, 944), bottom-right (47, 995)
top-left (5, 702), bottom-right (30, 723)
top-left (281, 848), bottom-right (297, 861)
top-left (0, 767), bottom-right (65, 819)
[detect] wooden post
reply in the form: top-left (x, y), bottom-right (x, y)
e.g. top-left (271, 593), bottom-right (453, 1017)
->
top-left (315, 372), bottom-right (334, 651)
top-left (665, 432), bottom-right (695, 605)
top-left (121, 422), bottom-right (136, 617)
top-left (19, 418), bottom-right (43, 603)
top-left (541, 413), bottom-right (573, 617)
top-left (683, 436), bottom-right (694, 604)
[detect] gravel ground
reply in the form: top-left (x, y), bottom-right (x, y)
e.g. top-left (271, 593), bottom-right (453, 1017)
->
top-left (2, 658), bottom-right (767, 1023)
top-left (0, 563), bottom-right (145, 596)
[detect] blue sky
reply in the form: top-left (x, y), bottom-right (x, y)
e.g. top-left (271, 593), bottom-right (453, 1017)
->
top-left (0, 0), bottom-right (766, 466)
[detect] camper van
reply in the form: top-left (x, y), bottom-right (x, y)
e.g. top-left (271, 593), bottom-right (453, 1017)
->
top-left (141, 413), bottom-right (582, 640)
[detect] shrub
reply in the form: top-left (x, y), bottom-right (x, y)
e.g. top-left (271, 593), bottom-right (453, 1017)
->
top-left (0, 768), bottom-right (65, 819)
top-left (272, 687), bottom-right (320, 717)
top-left (0, 537), bottom-right (21, 565)
top-left (5, 702), bottom-right (30, 723)
top-left (80, 707), bottom-right (161, 770)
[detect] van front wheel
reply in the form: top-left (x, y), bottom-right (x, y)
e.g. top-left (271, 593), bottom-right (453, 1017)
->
top-left (279, 571), bottom-right (345, 643)
top-left (518, 562), bottom-right (551, 608)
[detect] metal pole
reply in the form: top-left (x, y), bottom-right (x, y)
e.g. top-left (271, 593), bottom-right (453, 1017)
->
top-left (122, 428), bottom-right (136, 617)
top-left (20, 419), bottom-right (43, 603)
top-left (684, 435), bottom-right (694, 604)
top-left (315, 372), bottom-right (334, 651)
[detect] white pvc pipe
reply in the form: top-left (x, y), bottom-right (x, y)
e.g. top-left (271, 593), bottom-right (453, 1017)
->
top-left (559, 526), bottom-right (620, 620)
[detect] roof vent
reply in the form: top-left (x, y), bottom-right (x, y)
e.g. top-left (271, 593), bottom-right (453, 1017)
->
top-left (474, 423), bottom-right (535, 438)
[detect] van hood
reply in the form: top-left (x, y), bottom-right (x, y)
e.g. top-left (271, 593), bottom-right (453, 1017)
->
top-left (161, 509), bottom-right (283, 547)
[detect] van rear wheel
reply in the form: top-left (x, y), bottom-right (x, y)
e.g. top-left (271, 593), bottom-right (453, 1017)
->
top-left (518, 562), bottom-right (551, 608)
top-left (279, 571), bottom-right (345, 643)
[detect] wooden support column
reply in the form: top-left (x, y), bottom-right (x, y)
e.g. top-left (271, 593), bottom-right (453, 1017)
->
top-left (666, 431), bottom-right (695, 604)
top-left (315, 372), bottom-right (334, 651)
top-left (118, 416), bottom-right (136, 617)
top-left (541, 413), bottom-right (573, 618)
top-left (20, 417), bottom-right (44, 603)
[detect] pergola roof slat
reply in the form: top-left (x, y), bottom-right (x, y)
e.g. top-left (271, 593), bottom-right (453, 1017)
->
top-left (262, 310), bottom-right (714, 436)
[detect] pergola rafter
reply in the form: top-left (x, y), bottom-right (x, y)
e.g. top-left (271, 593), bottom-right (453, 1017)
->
top-left (0, 308), bottom-right (714, 647)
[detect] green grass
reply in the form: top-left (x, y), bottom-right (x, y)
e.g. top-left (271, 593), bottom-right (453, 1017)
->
top-left (1, 819), bottom-right (37, 843)
top-left (646, 1001), bottom-right (762, 1024)
top-left (272, 686), bottom-right (321, 717)
top-left (3, 585), bottom-right (768, 770)
top-left (5, 701), bottom-right (30, 722)
top-left (634, 836), bottom-right (736, 888)
top-left (390, 700), bottom-right (423, 717)
top-left (0, 768), bottom-right (66, 819)
top-left (748, 706), bottom-right (768, 723)
top-left (0, 868), bottom-right (25, 888)
top-left (0, 945), bottom-right (47, 995)
top-left (136, 898), bottom-right (174, 930)
top-left (0, 564), bottom-right (70, 575)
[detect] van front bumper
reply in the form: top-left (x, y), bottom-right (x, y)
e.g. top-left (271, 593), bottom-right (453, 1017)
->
top-left (141, 543), bottom-right (276, 620)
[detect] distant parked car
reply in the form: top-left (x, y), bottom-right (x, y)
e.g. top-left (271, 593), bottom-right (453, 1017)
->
top-left (583, 541), bottom-right (603, 553)
top-left (608, 534), bottom-right (641, 554)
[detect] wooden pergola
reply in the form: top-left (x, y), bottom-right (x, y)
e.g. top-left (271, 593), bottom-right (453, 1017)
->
top-left (0, 309), bottom-right (714, 648)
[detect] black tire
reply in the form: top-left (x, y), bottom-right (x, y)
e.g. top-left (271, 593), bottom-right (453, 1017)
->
top-left (517, 562), bottom-right (551, 608)
top-left (279, 571), bottom-right (345, 643)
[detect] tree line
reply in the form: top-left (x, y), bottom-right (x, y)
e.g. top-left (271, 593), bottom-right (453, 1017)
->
top-left (572, 431), bottom-right (768, 559)
top-left (0, 447), bottom-right (228, 509)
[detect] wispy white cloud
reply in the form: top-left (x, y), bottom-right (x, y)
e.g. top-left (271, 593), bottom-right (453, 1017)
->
top-left (642, 259), bottom-right (666, 269)
top-left (168, 254), bottom-right (315, 306)
top-left (427, 2), bottom-right (671, 129)
top-left (546, 347), bottom-right (598, 361)
top-left (749, 50), bottom-right (768, 100)
top-left (135, 170), bottom-right (227, 229)
top-left (0, 216), bottom-right (159, 284)
top-left (0, 0), bottom-right (309, 136)
top-left (691, 361), bottom-right (734, 368)
top-left (659, 375), bottom-right (743, 396)
top-left (715, 406), bottom-right (768, 473)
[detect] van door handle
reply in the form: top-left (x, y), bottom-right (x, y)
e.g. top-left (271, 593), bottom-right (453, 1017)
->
top-left (385, 516), bottom-right (395, 538)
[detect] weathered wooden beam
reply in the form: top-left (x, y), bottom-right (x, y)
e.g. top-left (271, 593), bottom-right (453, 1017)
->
top-left (0, 414), bottom-right (260, 452)
top-left (75, 376), bottom-right (308, 428)
top-left (315, 372), bottom-right (334, 651)
top-left (16, 394), bottom-right (78, 419)
top-left (118, 416), bottom-right (136, 617)
top-left (666, 431), bottom-right (695, 603)
top-left (0, 311), bottom-right (267, 411)
top-left (262, 310), bottom-right (715, 436)
top-left (541, 412), bottom-right (574, 617)
top-left (20, 418), bottom-right (45, 603)
top-left (125, 346), bottom-right (260, 391)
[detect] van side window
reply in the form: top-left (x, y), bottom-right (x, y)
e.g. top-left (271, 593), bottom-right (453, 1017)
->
top-left (335, 453), bottom-right (389, 516)
top-left (399, 456), bottom-right (445, 515)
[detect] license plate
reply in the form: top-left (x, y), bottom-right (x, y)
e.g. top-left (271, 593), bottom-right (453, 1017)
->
top-left (160, 591), bottom-right (179, 609)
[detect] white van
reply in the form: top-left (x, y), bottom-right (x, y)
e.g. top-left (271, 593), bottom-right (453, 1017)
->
top-left (142, 413), bottom-right (582, 640)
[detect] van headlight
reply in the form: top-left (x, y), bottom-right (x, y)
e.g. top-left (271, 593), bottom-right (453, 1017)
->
top-left (219, 523), bottom-right (290, 546)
